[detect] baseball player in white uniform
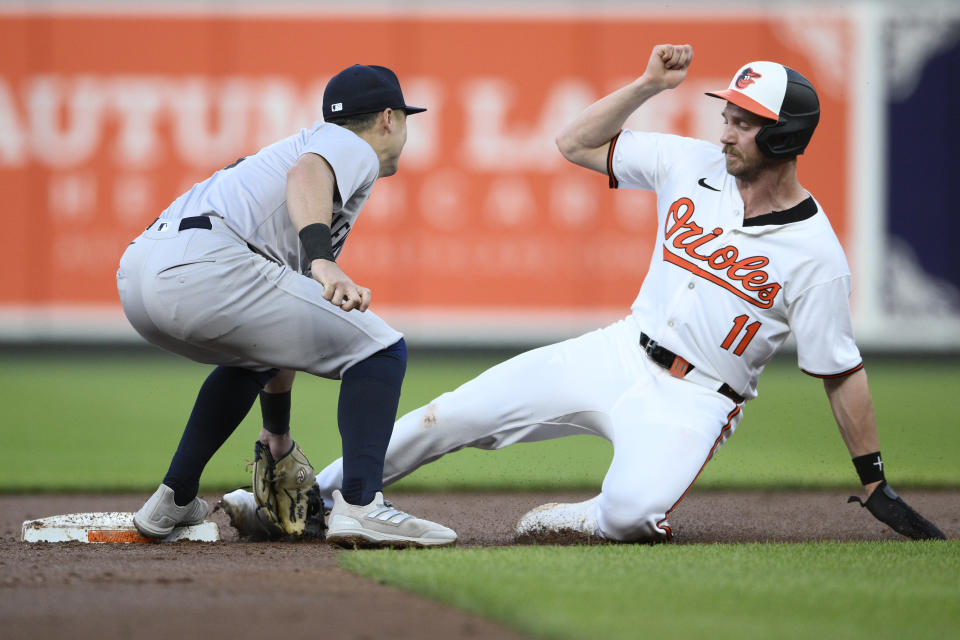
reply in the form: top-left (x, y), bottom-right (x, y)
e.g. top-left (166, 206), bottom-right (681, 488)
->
top-left (222, 47), bottom-right (945, 542)
top-left (118, 64), bottom-right (456, 547)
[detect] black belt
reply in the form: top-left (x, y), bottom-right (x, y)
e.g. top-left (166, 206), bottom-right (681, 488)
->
top-left (639, 332), bottom-right (745, 404)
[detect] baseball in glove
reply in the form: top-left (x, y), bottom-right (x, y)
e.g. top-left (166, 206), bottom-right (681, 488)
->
top-left (848, 481), bottom-right (946, 540)
top-left (252, 440), bottom-right (318, 537)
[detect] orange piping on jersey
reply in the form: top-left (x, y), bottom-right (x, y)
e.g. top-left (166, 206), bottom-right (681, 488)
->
top-left (607, 131), bottom-right (622, 189)
top-left (655, 404), bottom-right (742, 540)
top-left (801, 362), bottom-right (864, 379)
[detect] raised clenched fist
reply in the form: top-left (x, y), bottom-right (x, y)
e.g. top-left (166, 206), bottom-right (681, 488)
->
top-left (643, 44), bottom-right (694, 91)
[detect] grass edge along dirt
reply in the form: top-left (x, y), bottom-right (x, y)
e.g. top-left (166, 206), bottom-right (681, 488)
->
top-left (2, 352), bottom-right (959, 491)
top-left (339, 540), bottom-right (960, 640)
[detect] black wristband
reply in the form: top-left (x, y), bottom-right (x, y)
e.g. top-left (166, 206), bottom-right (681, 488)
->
top-left (852, 451), bottom-right (885, 485)
top-left (298, 223), bottom-right (335, 262)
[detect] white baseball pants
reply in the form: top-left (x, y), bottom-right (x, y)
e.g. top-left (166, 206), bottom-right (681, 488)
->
top-left (316, 316), bottom-right (743, 541)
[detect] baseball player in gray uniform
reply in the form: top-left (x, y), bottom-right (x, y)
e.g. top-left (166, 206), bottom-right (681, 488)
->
top-left (223, 46), bottom-right (945, 543)
top-left (118, 64), bottom-right (456, 547)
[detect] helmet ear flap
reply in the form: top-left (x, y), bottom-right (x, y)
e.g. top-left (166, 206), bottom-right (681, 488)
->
top-left (754, 110), bottom-right (820, 158)
top-left (754, 69), bottom-right (820, 158)
top-left (755, 122), bottom-right (801, 158)
top-left (754, 123), bottom-right (782, 158)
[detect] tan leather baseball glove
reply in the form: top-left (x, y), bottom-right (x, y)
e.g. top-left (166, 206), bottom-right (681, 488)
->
top-left (252, 440), bottom-right (317, 536)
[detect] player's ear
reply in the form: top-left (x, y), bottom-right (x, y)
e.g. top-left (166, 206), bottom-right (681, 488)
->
top-left (382, 108), bottom-right (396, 132)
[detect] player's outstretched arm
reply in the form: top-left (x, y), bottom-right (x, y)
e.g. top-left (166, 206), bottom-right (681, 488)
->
top-left (823, 369), bottom-right (881, 493)
top-left (287, 153), bottom-right (371, 312)
top-left (825, 369), bottom-right (946, 540)
top-left (556, 43), bottom-right (693, 173)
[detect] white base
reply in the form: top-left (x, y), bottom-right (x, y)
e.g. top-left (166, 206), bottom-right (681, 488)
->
top-left (20, 511), bottom-right (220, 543)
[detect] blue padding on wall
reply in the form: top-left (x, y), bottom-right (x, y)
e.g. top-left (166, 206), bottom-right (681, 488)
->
top-left (887, 38), bottom-right (960, 292)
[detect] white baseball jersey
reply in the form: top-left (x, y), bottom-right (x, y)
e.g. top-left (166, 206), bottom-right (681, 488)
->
top-left (158, 122), bottom-right (378, 273)
top-left (609, 130), bottom-right (862, 400)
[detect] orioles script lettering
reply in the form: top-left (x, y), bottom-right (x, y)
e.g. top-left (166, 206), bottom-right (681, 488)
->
top-left (662, 197), bottom-right (781, 308)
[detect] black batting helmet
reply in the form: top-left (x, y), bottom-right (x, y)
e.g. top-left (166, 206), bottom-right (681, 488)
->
top-left (706, 61), bottom-right (820, 158)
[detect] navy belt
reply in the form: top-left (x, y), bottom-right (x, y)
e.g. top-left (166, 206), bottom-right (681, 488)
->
top-left (144, 215), bottom-right (213, 232)
top-left (159, 215), bottom-right (277, 264)
top-left (640, 332), bottom-right (745, 404)
top-left (178, 216), bottom-right (212, 231)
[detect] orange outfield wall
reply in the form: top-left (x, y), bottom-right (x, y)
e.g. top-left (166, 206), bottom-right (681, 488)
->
top-left (0, 11), bottom-right (852, 312)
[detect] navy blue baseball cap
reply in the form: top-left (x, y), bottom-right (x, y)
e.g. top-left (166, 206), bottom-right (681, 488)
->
top-left (323, 64), bottom-right (426, 120)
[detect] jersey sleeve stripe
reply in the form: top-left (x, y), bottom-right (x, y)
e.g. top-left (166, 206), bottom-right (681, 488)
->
top-left (655, 404), bottom-right (741, 540)
top-left (801, 362), bottom-right (864, 379)
top-left (607, 131), bottom-right (622, 189)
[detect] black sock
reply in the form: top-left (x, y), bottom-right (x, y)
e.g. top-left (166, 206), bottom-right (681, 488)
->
top-left (260, 390), bottom-right (291, 435)
top-left (338, 339), bottom-right (407, 505)
top-left (163, 366), bottom-right (277, 506)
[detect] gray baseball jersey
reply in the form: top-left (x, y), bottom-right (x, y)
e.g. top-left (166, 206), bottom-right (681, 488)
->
top-left (117, 123), bottom-right (401, 378)
top-left (158, 122), bottom-right (378, 272)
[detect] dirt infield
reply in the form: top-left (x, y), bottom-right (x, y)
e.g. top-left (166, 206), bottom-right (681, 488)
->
top-left (2, 490), bottom-right (957, 639)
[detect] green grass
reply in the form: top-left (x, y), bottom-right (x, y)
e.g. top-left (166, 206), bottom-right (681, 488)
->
top-left (340, 541), bottom-right (960, 640)
top-left (2, 350), bottom-right (959, 491)
top-left (5, 350), bottom-right (958, 639)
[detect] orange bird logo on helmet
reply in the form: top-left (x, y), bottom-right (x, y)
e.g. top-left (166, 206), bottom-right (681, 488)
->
top-left (735, 68), bottom-right (762, 89)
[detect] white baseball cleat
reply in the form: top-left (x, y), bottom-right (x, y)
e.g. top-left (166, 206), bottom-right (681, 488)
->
top-left (325, 490), bottom-right (457, 548)
top-left (133, 484), bottom-right (210, 539)
top-left (219, 489), bottom-right (276, 540)
top-left (514, 496), bottom-right (604, 543)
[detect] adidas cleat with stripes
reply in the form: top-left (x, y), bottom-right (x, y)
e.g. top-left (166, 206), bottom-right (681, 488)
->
top-left (325, 490), bottom-right (457, 548)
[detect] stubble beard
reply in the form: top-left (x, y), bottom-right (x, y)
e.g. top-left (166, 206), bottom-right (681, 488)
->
top-left (724, 146), bottom-right (766, 182)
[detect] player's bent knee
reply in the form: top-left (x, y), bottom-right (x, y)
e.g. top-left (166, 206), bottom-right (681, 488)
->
top-left (344, 338), bottom-right (407, 390)
top-left (383, 337), bottom-right (408, 364)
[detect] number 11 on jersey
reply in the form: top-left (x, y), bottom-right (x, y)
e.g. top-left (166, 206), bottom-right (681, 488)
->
top-left (721, 314), bottom-right (761, 356)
